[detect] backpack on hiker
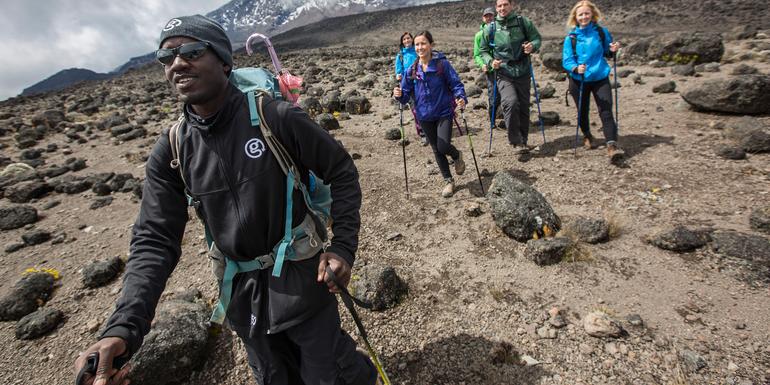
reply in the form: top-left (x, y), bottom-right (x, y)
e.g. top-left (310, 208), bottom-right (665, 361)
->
top-left (564, 24), bottom-right (612, 106)
top-left (167, 32), bottom-right (331, 325)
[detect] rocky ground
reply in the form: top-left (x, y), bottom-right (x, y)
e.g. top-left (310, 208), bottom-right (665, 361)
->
top-left (1, 1), bottom-right (770, 385)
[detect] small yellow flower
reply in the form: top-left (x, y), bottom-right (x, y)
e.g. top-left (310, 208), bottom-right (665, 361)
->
top-left (22, 267), bottom-right (61, 280)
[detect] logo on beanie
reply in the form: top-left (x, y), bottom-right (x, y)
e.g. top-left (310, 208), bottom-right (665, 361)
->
top-left (163, 18), bottom-right (182, 31)
top-left (244, 138), bottom-right (266, 159)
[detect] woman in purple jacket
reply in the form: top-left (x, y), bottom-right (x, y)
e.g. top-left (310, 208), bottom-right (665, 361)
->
top-left (393, 30), bottom-right (468, 198)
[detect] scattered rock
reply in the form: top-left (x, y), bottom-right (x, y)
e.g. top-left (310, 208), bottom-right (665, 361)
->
top-left (749, 206), bottom-right (770, 234)
top-left (15, 307), bottom-right (63, 340)
top-left (4, 180), bottom-right (52, 203)
top-left (626, 314), bottom-right (644, 327)
top-left (540, 83), bottom-right (556, 99)
top-left (652, 81), bottom-right (677, 93)
top-left (648, 32), bottom-right (725, 64)
top-left (488, 341), bottom-right (517, 365)
top-left (82, 257), bottom-right (125, 288)
top-left (349, 265), bottom-right (407, 311)
top-left (740, 129), bottom-right (770, 153)
top-left (22, 230), bottom-right (52, 246)
top-left (649, 226), bottom-right (710, 252)
top-left (384, 128), bottom-right (401, 141)
top-left (583, 311), bottom-right (626, 338)
top-left (487, 172), bottom-right (561, 242)
top-left (385, 232), bottom-right (402, 241)
top-left (0, 205), bottom-right (38, 230)
top-left (711, 230), bottom-right (770, 262)
top-left (731, 63), bottom-right (759, 75)
top-left (681, 349), bottom-right (708, 372)
top-left (345, 96), bottom-right (371, 115)
top-left (538, 111), bottom-right (560, 126)
top-left (89, 196), bottom-right (113, 210)
top-left (129, 299), bottom-right (210, 385)
top-left (524, 237), bottom-right (571, 266)
top-left (465, 85), bottom-right (482, 98)
top-left (0, 272), bottom-right (56, 321)
top-left (671, 64), bottom-right (695, 76)
top-left (563, 217), bottom-right (610, 244)
top-left (716, 146), bottom-right (746, 160)
top-left (464, 202), bottom-right (482, 217)
top-left (315, 113), bottom-right (340, 131)
top-left (681, 75), bottom-right (770, 114)
top-left (5, 242), bottom-right (26, 253)
top-left (299, 97), bottom-right (323, 118)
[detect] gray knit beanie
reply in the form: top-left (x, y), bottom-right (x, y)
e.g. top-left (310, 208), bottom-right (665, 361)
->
top-left (158, 15), bottom-right (233, 68)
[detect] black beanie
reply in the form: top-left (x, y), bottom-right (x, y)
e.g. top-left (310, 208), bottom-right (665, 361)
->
top-left (159, 15), bottom-right (233, 68)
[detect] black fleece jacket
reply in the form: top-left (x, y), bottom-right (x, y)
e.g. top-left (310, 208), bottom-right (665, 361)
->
top-left (100, 84), bottom-right (361, 356)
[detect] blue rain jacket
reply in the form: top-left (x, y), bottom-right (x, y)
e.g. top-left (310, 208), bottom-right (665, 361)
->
top-left (562, 23), bottom-right (613, 82)
top-left (395, 46), bottom-right (418, 76)
top-left (396, 51), bottom-right (467, 122)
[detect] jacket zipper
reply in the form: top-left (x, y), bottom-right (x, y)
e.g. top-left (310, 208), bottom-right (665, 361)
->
top-left (212, 133), bottom-right (249, 240)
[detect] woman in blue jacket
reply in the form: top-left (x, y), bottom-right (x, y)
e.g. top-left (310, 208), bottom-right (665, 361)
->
top-left (562, 1), bottom-right (623, 161)
top-left (393, 30), bottom-right (468, 198)
top-left (395, 32), bottom-right (428, 145)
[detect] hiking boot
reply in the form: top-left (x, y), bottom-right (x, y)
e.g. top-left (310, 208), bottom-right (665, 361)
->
top-left (454, 151), bottom-right (466, 175)
top-left (512, 144), bottom-right (529, 155)
top-left (419, 135), bottom-right (429, 146)
top-left (607, 142), bottom-right (625, 164)
top-left (441, 179), bottom-right (455, 198)
top-left (583, 136), bottom-right (593, 150)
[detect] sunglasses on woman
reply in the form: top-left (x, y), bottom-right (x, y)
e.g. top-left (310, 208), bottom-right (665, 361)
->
top-left (156, 41), bottom-right (211, 65)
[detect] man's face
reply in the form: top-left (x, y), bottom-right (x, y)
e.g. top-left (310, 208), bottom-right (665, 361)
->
top-left (160, 36), bottom-right (230, 109)
top-left (483, 13), bottom-right (495, 24)
top-left (496, 0), bottom-right (513, 17)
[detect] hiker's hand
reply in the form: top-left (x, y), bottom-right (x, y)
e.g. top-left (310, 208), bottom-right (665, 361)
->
top-left (456, 98), bottom-right (466, 109)
top-left (393, 87), bottom-right (402, 98)
top-left (481, 64), bottom-right (488, 73)
top-left (74, 337), bottom-right (130, 385)
top-left (522, 42), bottom-right (534, 54)
top-left (576, 64), bottom-right (586, 74)
top-left (492, 59), bottom-right (502, 69)
top-left (317, 252), bottom-right (351, 293)
top-left (396, 74), bottom-right (403, 81)
top-left (609, 42), bottom-right (620, 53)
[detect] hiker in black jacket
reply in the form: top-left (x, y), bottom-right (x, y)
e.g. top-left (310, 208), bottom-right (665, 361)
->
top-left (73, 15), bottom-right (376, 385)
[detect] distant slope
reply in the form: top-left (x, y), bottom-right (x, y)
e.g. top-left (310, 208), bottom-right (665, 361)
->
top-left (21, 68), bottom-right (113, 97)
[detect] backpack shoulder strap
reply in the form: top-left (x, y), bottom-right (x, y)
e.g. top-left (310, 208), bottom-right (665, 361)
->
top-left (488, 22), bottom-right (496, 47)
top-left (569, 33), bottom-right (578, 60)
top-left (517, 16), bottom-right (529, 42)
top-left (168, 114), bottom-right (190, 191)
top-left (595, 24), bottom-right (612, 58)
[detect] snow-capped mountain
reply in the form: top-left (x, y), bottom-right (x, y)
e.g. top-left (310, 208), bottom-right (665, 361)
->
top-left (207, 0), bottom-right (459, 43)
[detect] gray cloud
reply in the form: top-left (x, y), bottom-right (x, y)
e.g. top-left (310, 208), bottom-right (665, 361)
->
top-left (0, 0), bottom-right (226, 100)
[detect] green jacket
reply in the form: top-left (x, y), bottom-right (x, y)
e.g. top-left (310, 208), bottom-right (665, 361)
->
top-left (479, 13), bottom-right (542, 79)
top-left (473, 24), bottom-right (488, 72)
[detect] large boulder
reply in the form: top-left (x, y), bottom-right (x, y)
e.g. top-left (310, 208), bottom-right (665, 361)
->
top-left (649, 226), bottom-right (710, 252)
top-left (129, 298), bottom-right (210, 385)
top-left (681, 75), bottom-right (770, 114)
top-left (711, 231), bottom-right (770, 263)
top-left (4, 180), bottom-right (52, 203)
top-left (487, 172), bottom-right (561, 242)
top-left (345, 96), bottom-right (371, 115)
top-left (648, 32), bottom-right (724, 64)
top-left (750, 206), bottom-right (770, 234)
top-left (15, 307), bottom-right (63, 340)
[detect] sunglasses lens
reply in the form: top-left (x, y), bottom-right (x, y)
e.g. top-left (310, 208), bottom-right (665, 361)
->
top-left (156, 49), bottom-right (175, 65)
top-left (179, 44), bottom-right (207, 61)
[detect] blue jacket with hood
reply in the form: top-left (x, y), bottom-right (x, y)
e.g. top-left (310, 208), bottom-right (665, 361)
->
top-left (396, 51), bottom-right (467, 122)
top-left (395, 46), bottom-right (418, 77)
top-left (562, 23), bottom-right (613, 82)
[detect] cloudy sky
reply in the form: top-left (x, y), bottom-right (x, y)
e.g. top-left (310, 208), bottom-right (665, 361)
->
top-left (0, 0), bottom-right (228, 101)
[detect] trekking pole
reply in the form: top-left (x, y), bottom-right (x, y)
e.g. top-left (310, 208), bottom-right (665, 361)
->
top-left (487, 71), bottom-right (497, 156)
top-left (398, 103), bottom-right (410, 196)
top-left (612, 50), bottom-right (619, 133)
top-left (75, 352), bottom-right (130, 385)
top-left (325, 267), bottom-right (392, 385)
top-left (574, 72), bottom-right (585, 156)
top-left (528, 59), bottom-right (546, 145)
top-left (460, 109), bottom-right (485, 195)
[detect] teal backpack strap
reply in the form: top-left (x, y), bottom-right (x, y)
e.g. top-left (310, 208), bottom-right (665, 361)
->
top-left (246, 90), bottom-right (261, 127)
top-left (210, 257), bottom-right (268, 324)
top-left (272, 170), bottom-right (296, 277)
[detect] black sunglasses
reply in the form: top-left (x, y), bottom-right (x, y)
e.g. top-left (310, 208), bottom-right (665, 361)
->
top-left (156, 41), bottom-right (210, 65)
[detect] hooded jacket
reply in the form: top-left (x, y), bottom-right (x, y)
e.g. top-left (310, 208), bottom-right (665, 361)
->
top-left (562, 23), bottom-right (614, 82)
top-left (473, 23), bottom-right (489, 71)
top-left (479, 13), bottom-right (541, 79)
top-left (396, 51), bottom-right (467, 122)
top-left (395, 45), bottom-right (418, 77)
top-left (99, 83), bottom-right (362, 357)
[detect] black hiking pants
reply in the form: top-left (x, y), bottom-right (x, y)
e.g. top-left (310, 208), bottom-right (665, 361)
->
top-left (420, 117), bottom-right (460, 180)
top-left (235, 301), bottom-right (377, 385)
top-left (497, 73), bottom-right (531, 146)
top-left (486, 72), bottom-right (501, 125)
top-left (568, 76), bottom-right (618, 143)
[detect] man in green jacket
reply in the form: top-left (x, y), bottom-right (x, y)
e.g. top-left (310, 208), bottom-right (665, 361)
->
top-left (473, 7), bottom-right (500, 126)
top-left (479, 0), bottom-right (541, 155)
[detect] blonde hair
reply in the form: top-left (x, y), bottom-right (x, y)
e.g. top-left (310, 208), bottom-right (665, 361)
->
top-left (567, 1), bottom-right (603, 28)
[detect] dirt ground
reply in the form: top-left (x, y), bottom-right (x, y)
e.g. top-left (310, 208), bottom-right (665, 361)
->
top-left (1, 2), bottom-right (769, 385)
